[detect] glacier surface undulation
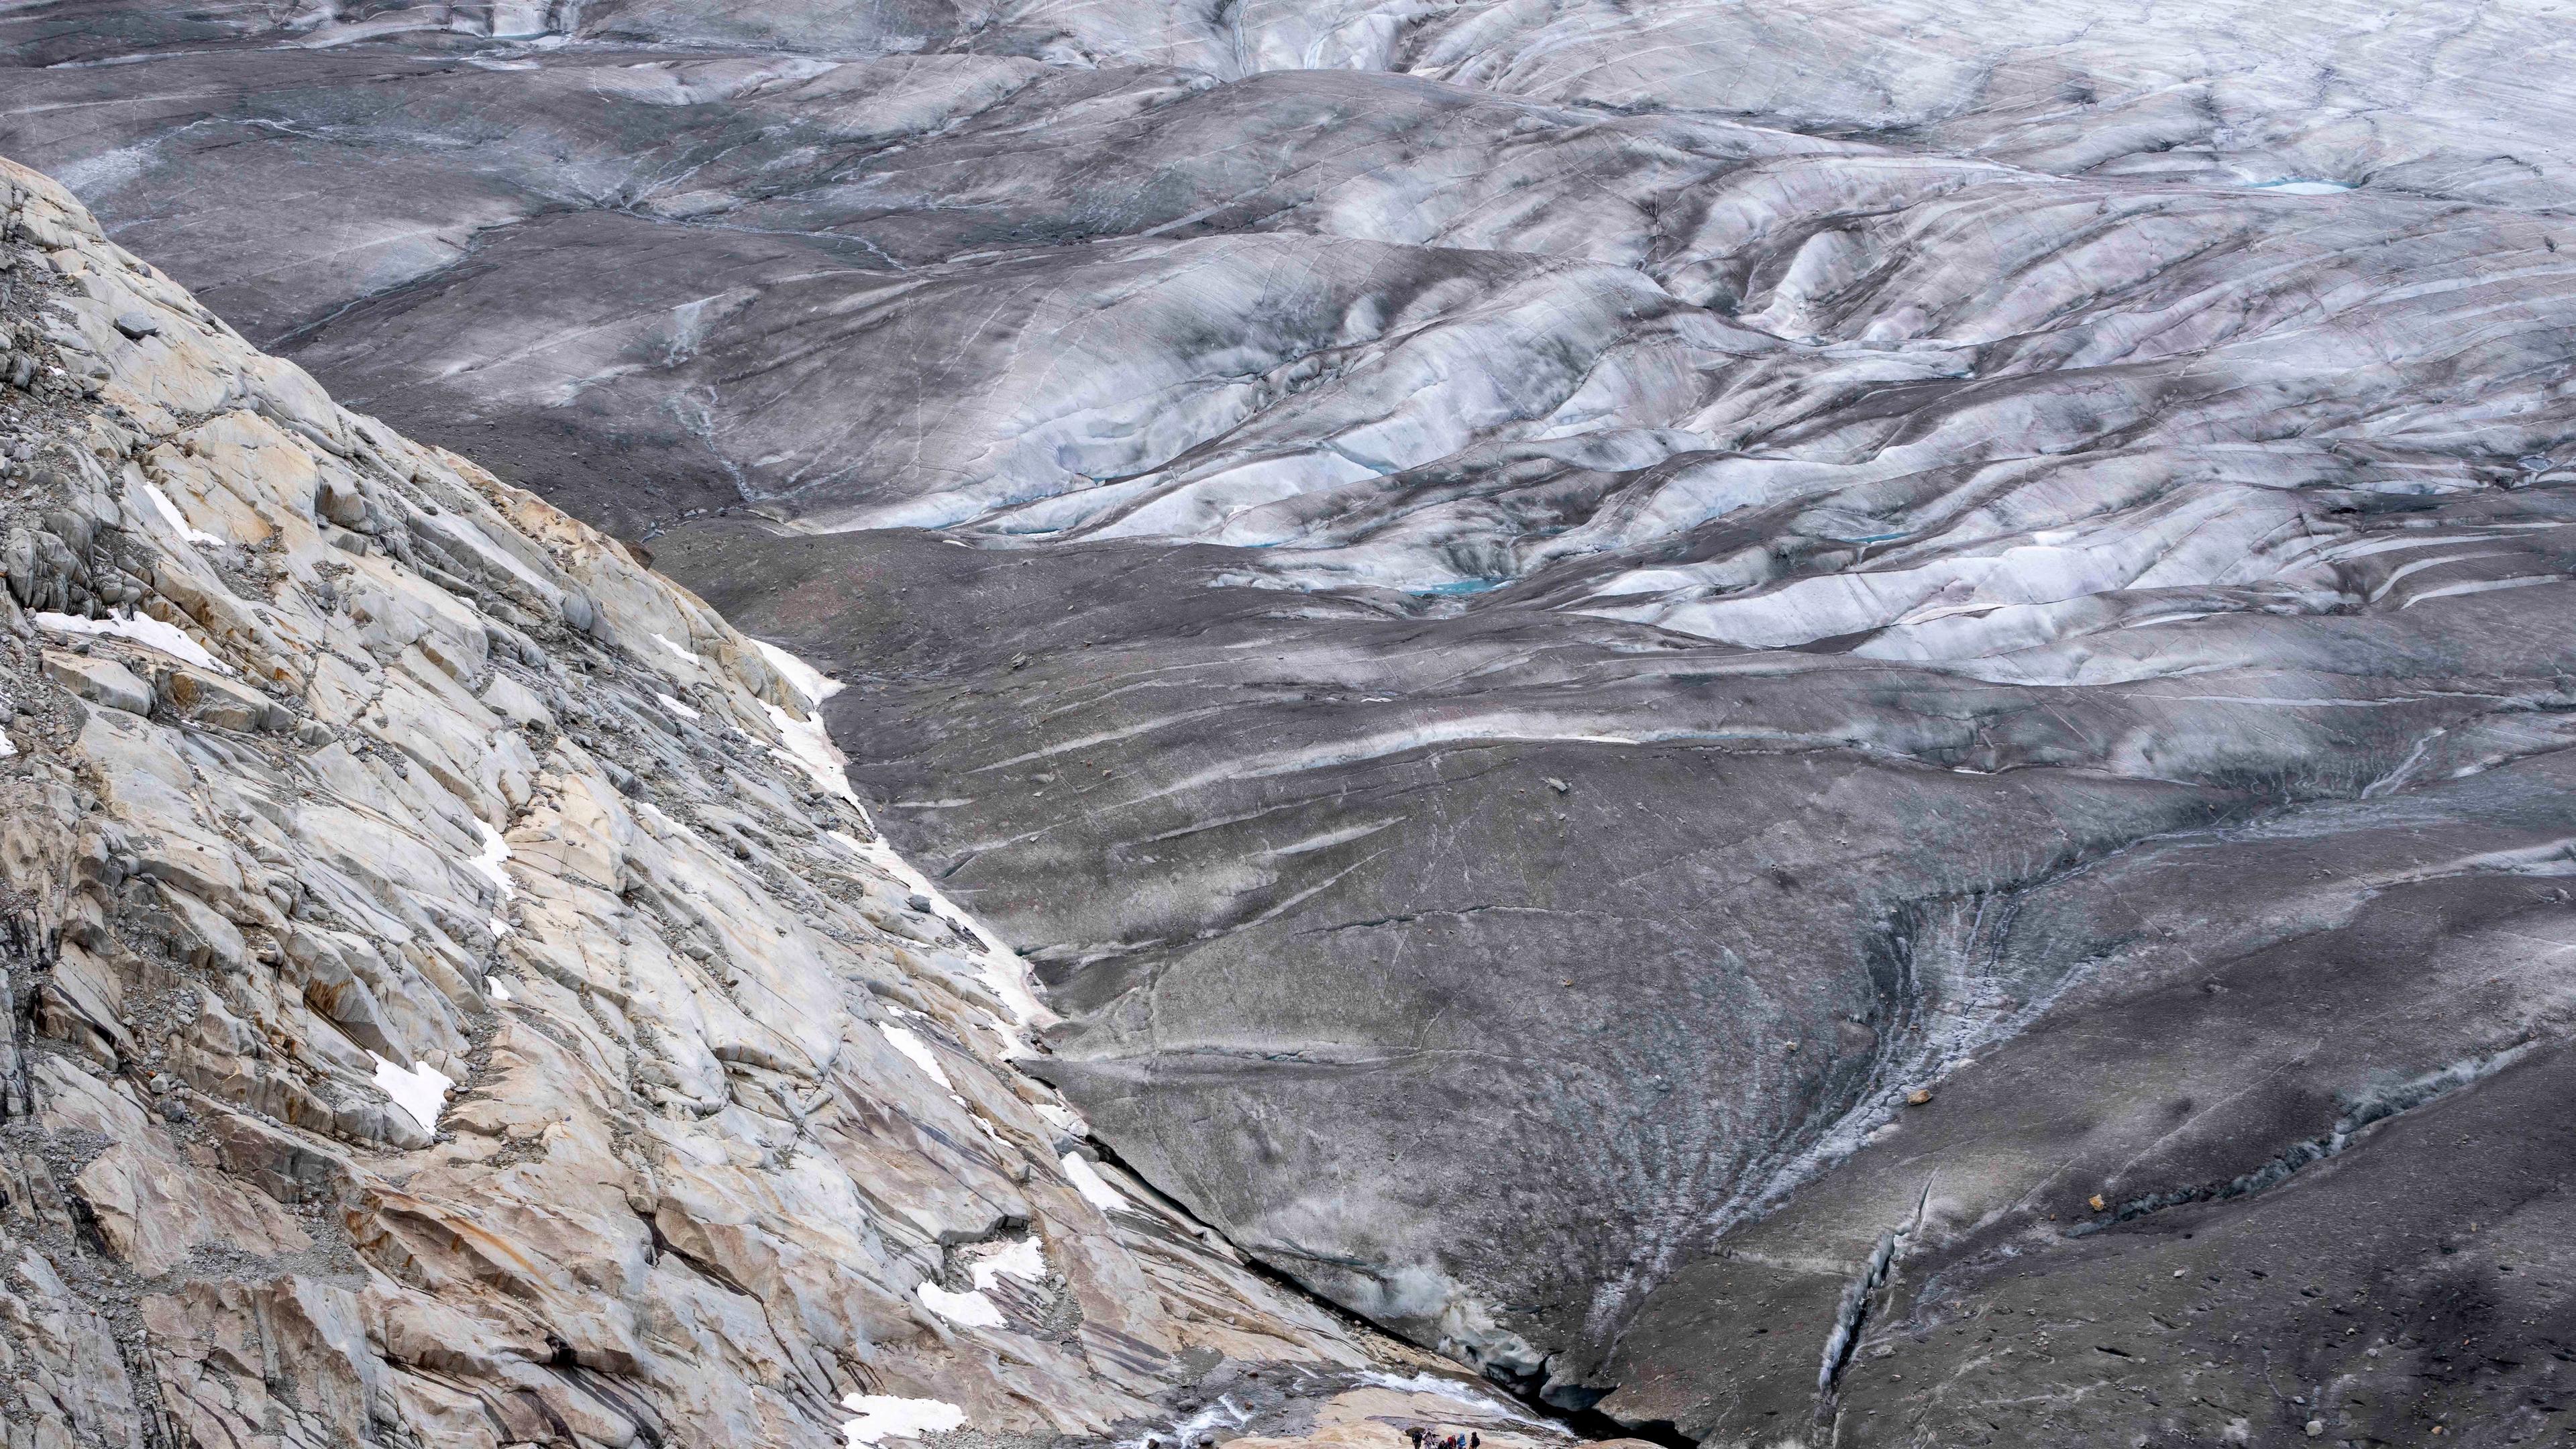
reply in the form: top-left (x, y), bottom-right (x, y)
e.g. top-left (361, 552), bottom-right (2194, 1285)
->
top-left (10, 2), bottom-right (2576, 1443)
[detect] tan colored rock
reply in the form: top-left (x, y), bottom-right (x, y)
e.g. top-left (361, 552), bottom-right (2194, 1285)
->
top-left (0, 1239), bottom-right (142, 1449)
top-left (43, 1061), bottom-right (309, 1277)
top-left (38, 647), bottom-right (148, 714)
top-left (154, 661), bottom-right (288, 731)
top-left (143, 1277), bottom-right (387, 1449)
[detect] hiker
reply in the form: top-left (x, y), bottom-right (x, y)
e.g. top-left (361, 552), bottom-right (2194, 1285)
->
top-left (1406, 1430), bottom-right (1425, 1449)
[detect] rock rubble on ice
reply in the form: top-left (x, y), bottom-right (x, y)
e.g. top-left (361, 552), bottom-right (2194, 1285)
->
top-left (19, 1), bottom-right (2576, 1441)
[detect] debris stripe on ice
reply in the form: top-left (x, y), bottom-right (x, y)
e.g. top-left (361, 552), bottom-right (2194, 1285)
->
top-left (34, 609), bottom-right (231, 673)
top-left (841, 1395), bottom-right (966, 1448)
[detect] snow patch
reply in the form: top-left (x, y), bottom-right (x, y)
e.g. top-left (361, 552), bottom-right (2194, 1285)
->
top-left (967, 1236), bottom-right (1047, 1290)
top-left (879, 1024), bottom-right (955, 1090)
top-left (651, 631), bottom-right (698, 665)
top-left (1034, 1101), bottom-right (1090, 1137)
top-left (0, 732), bottom-right (13, 759)
top-left (143, 483), bottom-right (225, 546)
top-left (654, 690), bottom-right (702, 722)
top-left (753, 637), bottom-right (844, 706)
top-left (841, 1395), bottom-right (966, 1448)
top-left (489, 977), bottom-right (513, 1002)
top-left (916, 1281), bottom-right (1005, 1328)
top-left (1061, 1152), bottom-right (1128, 1214)
top-left (768, 712), bottom-right (855, 802)
top-left (34, 609), bottom-right (231, 674)
top-left (828, 830), bottom-right (1053, 1032)
top-left (370, 1052), bottom-right (452, 1131)
top-left (748, 638), bottom-right (862, 801)
top-left (468, 820), bottom-right (515, 900)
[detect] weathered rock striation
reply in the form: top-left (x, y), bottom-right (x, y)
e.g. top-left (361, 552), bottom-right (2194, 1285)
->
top-left (0, 158), bottom-right (1608, 1449)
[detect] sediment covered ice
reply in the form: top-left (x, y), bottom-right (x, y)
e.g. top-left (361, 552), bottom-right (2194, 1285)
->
top-left (13, 3), bottom-right (2576, 1442)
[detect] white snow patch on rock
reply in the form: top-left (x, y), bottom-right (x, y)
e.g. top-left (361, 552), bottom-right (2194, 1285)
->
top-left (968, 1235), bottom-right (1048, 1290)
top-left (769, 710), bottom-right (855, 802)
top-left (916, 1281), bottom-right (1006, 1328)
top-left (489, 977), bottom-right (513, 1002)
top-left (651, 631), bottom-right (697, 665)
top-left (751, 637), bottom-right (862, 802)
top-left (143, 482), bottom-right (226, 546)
top-left (1063, 1153), bottom-right (1129, 1214)
top-left (654, 690), bottom-right (702, 721)
top-left (468, 820), bottom-right (514, 899)
top-left (370, 1052), bottom-right (453, 1131)
top-left (35, 609), bottom-right (231, 674)
top-left (829, 829), bottom-right (1054, 1032)
top-left (753, 637), bottom-right (844, 706)
top-left (841, 1395), bottom-right (966, 1448)
top-left (879, 1023), bottom-right (954, 1091)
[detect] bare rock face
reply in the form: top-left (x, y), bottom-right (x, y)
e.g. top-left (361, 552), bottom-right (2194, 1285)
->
top-left (0, 159), bottom-right (1606, 1449)
top-left (9, 5), bottom-right (2576, 1447)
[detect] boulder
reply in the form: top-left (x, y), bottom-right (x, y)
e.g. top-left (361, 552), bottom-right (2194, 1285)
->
top-left (40, 648), bottom-right (149, 714)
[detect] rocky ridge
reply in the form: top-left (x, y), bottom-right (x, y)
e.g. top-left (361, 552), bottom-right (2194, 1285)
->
top-left (0, 156), bottom-right (1588, 1449)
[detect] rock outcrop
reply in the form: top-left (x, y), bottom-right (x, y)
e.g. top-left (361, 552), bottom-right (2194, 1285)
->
top-left (0, 158), bottom-right (1604, 1449)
